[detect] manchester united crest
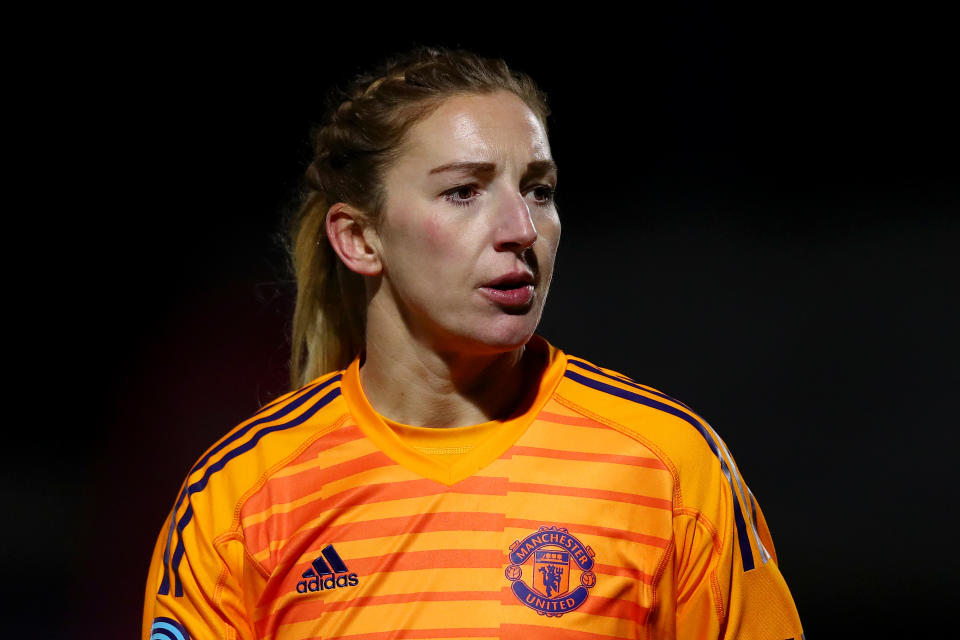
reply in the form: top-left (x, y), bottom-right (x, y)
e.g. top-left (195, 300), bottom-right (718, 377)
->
top-left (505, 525), bottom-right (596, 617)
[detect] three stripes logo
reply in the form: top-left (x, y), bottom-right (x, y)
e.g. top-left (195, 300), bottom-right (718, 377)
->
top-left (297, 544), bottom-right (359, 593)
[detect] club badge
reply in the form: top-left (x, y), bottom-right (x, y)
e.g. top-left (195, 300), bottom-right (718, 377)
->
top-left (505, 525), bottom-right (597, 617)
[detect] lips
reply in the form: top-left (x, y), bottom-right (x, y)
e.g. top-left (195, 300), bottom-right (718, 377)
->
top-left (479, 271), bottom-right (536, 307)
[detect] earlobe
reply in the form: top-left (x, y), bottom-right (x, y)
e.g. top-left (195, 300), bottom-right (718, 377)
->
top-left (325, 203), bottom-right (382, 276)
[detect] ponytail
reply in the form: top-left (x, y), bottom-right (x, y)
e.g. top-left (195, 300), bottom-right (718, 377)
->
top-left (289, 193), bottom-right (365, 387)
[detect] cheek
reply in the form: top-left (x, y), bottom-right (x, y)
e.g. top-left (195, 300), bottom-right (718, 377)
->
top-left (423, 214), bottom-right (448, 247)
top-left (384, 207), bottom-right (465, 276)
top-left (420, 211), bottom-right (469, 259)
top-left (386, 206), bottom-right (447, 252)
top-left (537, 213), bottom-right (561, 258)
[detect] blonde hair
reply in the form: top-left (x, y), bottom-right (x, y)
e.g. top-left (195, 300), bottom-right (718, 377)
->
top-left (287, 47), bottom-right (549, 388)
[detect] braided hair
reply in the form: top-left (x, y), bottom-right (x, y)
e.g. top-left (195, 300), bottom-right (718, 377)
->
top-left (288, 47), bottom-right (549, 388)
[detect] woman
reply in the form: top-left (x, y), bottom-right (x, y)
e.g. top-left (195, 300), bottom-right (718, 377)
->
top-left (144, 48), bottom-right (803, 640)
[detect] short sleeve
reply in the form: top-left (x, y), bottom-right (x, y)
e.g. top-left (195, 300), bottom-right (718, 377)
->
top-left (722, 491), bottom-right (804, 639)
top-left (143, 501), bottom-right (256, 640)
top-left (673, 445), bottom-right (804, 640)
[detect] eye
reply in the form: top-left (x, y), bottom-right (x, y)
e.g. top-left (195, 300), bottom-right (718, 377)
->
top-left (527, 184), bottom-right (556, 206)
top-left (442, 184), bottom-right (480, 207)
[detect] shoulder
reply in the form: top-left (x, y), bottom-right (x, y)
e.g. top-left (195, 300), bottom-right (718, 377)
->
top-left (174, 370), bottom-right (350, 535)
top-left (152, 370), bottom-right (352, 598)
top-left (553, 350), bottom-right (755, 535)
top-left (553, 351), bottom-right (728, 486)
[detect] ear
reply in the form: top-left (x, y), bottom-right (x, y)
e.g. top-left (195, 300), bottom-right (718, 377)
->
top-left (325, 203), bottom-right (382, 276)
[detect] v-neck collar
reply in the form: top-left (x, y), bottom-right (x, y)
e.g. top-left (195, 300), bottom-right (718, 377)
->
top-left (340, 336), bottom-right (567, 486)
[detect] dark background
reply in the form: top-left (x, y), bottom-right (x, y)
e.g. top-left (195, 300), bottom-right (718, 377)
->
top-left (15, 8), bottom-right (957, 638)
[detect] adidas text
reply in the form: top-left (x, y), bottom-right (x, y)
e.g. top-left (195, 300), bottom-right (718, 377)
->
top-left (297, 572), bottom-right (359, 593)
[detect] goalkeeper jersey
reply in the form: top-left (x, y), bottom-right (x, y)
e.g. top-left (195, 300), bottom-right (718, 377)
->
top-left (144, 336), bottom-right (803, 640)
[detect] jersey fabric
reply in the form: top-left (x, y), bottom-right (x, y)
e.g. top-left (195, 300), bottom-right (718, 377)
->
top-left (144, 336), bottom-right (803, 640)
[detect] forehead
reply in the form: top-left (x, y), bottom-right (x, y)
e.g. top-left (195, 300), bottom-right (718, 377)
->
top-left (396, 91), bottom-right (552, 169)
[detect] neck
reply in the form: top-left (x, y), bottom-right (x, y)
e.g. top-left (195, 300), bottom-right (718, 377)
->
top-left (360, 331), bottom-right (538, 428)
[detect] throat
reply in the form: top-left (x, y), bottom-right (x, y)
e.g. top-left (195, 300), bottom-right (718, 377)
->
top-left (359, 341), bottom-right (547, 429)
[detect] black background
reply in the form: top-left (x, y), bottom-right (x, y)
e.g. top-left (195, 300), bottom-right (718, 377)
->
top-left (14, 7), bottom-right (957, 638)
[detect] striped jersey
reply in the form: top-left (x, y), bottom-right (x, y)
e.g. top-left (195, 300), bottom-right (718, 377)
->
top-left (144, 336), bottom-right (803, 640)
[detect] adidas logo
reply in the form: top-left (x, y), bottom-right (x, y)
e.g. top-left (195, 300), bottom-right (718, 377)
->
top-left (296, 544), bottom-right (359, 593)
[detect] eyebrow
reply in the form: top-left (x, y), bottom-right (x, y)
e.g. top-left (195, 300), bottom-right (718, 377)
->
top-left (428, 159), bottom-right (558, 178)
top-left (429, 161), bottom-right (496, 176)
top-left (524, 160), bottom-right (559, 179)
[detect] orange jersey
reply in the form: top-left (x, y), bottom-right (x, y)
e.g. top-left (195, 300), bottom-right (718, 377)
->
top-left (144, 337), bottom-right (803, 640)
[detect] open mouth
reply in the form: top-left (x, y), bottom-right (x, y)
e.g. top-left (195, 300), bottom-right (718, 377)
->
top-left (480, 273), bottom-right (535, 307)
top-left (487, 280), bottom-right (530, 290)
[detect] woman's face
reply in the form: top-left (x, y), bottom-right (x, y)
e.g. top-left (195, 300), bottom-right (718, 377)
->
top-left (369, 90), bottom-right (560, 356)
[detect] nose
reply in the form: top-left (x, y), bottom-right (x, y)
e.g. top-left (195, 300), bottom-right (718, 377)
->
top-left (494, 191), bottom-right (538, 253)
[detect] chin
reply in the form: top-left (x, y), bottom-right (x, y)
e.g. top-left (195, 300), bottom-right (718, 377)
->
top-left (466, 316), bottom-right (540, 354)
